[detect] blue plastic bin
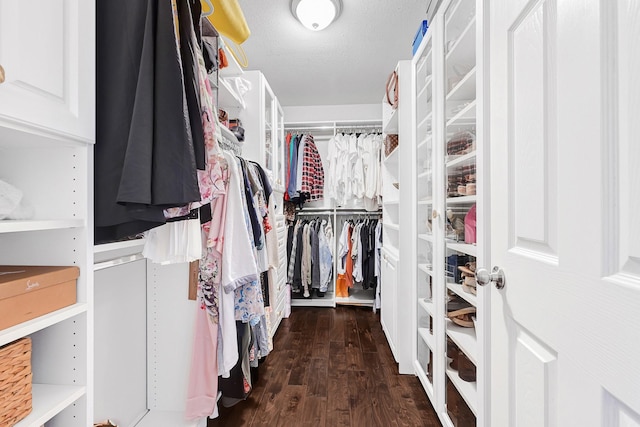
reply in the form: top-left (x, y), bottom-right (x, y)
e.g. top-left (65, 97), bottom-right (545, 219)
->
top-left (412, 20), bottom-right (429, 56)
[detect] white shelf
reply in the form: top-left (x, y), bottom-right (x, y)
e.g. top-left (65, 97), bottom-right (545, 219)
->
top-left (446, 319), bottom-right (478, 365)
top-left (446, 241), bottom-right (477, 256)
top-left (16, 384), bottom-right (85, 427)
top-left (417, 135), bottom-right (432, 151)
top-left (418, 233), bottom-right (434, 243)
top-left (446, 150), bottom-right (477, 169)
top-left (446, 17), bottom-right (476, 68)
top-left (446, 99), bottom-right (476, 127)
top-left (417, 75), bottom-right (433, 101)
top-left (442, 413), bottom-right (456, 427)
top-left (416, 51), bottom-right (432, 76)
top-left (383, 200), bottom-right (400, 206)
top-left (447, 281), bottom-right (477, 306)
top-left (445, 0), bottom-right (474, 27)
top-left (335, 288), bottom-right (375, 307)
top-left (446, 66), bottom-right (477, 102)
top-left (384, 143), bottom-right (399, 162)
top-left (418, 298), bottom-right (435, 317)
top-left (418, 169), bottom-right (432, 180)
top-left (418, 263), bottom-right (434, 276)
top-left (383, 108), bottom-right (399, 134)
top-left (418, 113), bottom-right (432, 131)
top-left (217, 76), bottom-right (246, 109)
top-left (418, 198), bottom-right (433, 206)
top-left (414, 362), bottom-right (435, 403)
top-left (0, 219), bottom-right (84, 234)
top-left (384, 222), bottom-right (400, 231)
top-left (134, 410), bottom-right (199, 427)
top-left (290, 291), bottom-right (335, 308)
top-left (418, 327), bottom-right (436, 351)
top-left (0, 303), bottom-right (88, 347)
top-left (446, 195), bottom-right (477, 205)
top-left (382, 246), bottom-right (399, 261)
top-left (446, 366), bottom-right (478, 417)
top-left (94, 238), bottom-right (145, 253)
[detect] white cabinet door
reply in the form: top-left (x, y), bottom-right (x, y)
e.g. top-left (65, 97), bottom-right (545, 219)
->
top-left (0, 0), bottom-right (94, 141)
top-left (490, 1), bottom-right (640, 425)
top-left (381, 250), bottom-right (398, 360)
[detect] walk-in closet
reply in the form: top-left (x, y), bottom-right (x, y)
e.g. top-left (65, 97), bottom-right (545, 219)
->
top-left (1, 0), bottom-right (640, 426)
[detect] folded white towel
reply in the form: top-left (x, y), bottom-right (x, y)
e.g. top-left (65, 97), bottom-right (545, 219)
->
top-left (0, 179), bottom-right (33, 220)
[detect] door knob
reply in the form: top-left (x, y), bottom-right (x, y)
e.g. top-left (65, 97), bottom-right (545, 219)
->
top-left (475, 266), bottom-right (506, 289)
top-left (0, 65), bottom-right (5, 84)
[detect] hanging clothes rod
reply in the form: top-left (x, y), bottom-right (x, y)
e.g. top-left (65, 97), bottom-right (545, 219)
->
top-left (284, 120), bottom-right (382, 132)
top-left (335, 124), bottom-right (382, 129)
top-left (284, 125), bottom-right (336, 132)
top-left (334, 210), bottom-right (382, 216)
top-left (94, 253), bottom-right (146, 271)
top-left (295, 211), bottom-right (334, 216)
top-left (294, 208), bottom-right (382, 215)
top-left (284, 124), bottom-right (383, 131)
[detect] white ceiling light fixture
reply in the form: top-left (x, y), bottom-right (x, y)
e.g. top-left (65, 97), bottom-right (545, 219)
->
top-left (291, 0), bottom-right (343, 31)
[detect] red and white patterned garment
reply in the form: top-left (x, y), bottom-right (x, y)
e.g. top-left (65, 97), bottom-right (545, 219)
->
top-left (299, 134), bottom-right (324, 201)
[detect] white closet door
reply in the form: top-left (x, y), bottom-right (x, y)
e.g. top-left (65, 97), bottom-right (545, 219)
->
top-left (489, 0), bottom-right (640, 425)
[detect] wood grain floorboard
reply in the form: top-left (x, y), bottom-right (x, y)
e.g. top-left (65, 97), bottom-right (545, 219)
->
top-left (307, 357), bottom-right (328, 397)
top-left (326, 374), bottom-right (352, 426)
top-left (209, 306), bottom-right (438, 426)
top-left (300, 395), bottom-right (327, 426)
top-left (327, 340), bottom-right (347, 378)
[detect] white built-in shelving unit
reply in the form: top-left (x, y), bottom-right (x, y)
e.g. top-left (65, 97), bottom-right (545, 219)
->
top-left (0, 1), bottom-right (95, 425)
top-left (411, 0), bottom-right (487, 425)
top-left (381, 61), bottom-right (414, 375)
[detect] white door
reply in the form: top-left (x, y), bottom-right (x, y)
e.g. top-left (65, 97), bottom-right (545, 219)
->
top-left (489, 1), bottom-right (640, 426)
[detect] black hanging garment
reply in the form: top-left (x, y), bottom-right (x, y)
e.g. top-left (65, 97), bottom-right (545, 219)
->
top-left (95, 0), bottom-right (204, 242)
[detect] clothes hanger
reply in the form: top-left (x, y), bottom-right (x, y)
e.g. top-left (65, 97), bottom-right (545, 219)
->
top-left (201, 0), bottom-right (214, 17)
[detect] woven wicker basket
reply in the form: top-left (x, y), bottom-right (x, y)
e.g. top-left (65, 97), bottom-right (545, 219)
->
top-left (0, 337), bottom-right (32, 426)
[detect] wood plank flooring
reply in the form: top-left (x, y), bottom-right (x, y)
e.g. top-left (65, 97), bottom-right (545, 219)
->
top-left (209, 306), bottom-right (440, 427)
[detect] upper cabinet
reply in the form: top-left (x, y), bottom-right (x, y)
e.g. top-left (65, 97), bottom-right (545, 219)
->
top-left (411, 0), bottom-right (486, 426)
top-left (0, 0), bottom-right (95, 142)
top-left (238, 70), bottom-right (285, 191)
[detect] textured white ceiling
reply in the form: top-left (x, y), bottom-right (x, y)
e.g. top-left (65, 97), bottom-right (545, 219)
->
top-left (237, 0), bottom-right (428, 107)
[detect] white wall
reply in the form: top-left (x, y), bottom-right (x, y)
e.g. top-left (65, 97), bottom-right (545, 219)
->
top-left (283, 103), bottom-right (381, 124)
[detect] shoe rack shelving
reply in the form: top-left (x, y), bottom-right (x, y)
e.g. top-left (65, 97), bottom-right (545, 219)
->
top-left (411, 0), bottom-right (488, 426)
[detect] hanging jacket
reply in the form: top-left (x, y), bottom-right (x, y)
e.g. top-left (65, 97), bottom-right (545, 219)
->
top-left (95, 0), bottom-right (203, 242)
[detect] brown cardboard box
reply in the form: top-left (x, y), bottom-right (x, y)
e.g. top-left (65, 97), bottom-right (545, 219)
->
top-left (0, 266), bottom-right (79, 330)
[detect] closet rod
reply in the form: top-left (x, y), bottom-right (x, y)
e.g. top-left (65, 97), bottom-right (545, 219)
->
top-left (334, 210), bottom-right (382, 216)
top-left (284, 125), bottom-right (336, 131)
top-left (294, 208), bottom-right (382, 215)
top-left (284, 124), bottom-right (383, 131)
top-left (284, 120), bottom-right (382, 132)
top-left (335, 124), bottom-right (382, 129)
top-left (295, 211), bottom-right (333, 216)
top-left (94, 254), bottom-right (146, 271)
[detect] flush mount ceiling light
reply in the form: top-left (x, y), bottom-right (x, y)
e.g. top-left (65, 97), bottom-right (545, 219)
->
top-left (291, 0), bottom-right (343, 31)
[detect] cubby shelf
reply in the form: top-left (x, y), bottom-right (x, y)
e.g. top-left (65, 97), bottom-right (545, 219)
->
top-left (446, 366), bottom-right (478, 417)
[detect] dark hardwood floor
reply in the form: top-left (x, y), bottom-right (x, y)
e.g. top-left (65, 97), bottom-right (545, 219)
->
top-left (209, 306), bottom-right (440, 426)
